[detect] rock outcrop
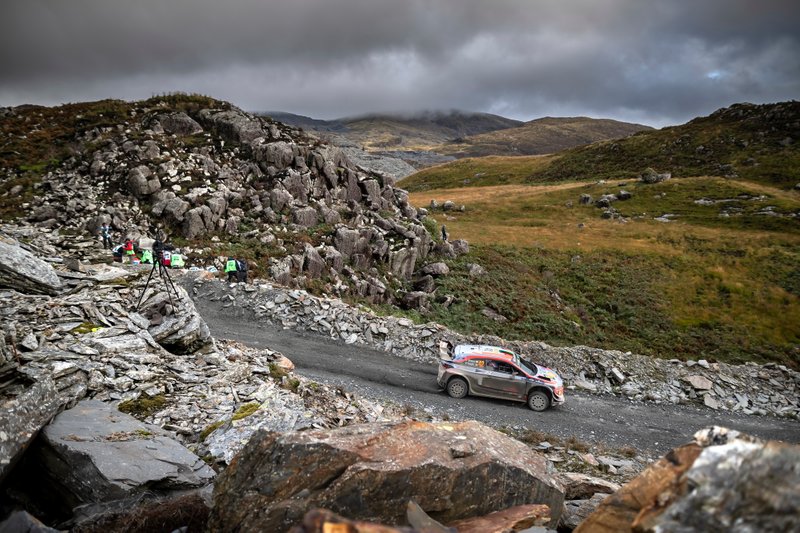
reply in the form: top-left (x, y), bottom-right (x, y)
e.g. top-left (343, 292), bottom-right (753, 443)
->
top-left (2, 96), bottom-right (459, 304)
top-left (575, 426), bottom-right (800, 532)
top-left (209, 420), bottom-right (565, 532)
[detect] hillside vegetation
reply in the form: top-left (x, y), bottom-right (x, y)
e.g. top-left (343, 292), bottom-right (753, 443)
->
top-left (403, 101), bottom-right (800, 191)
top-left (435, 116), bottom-right (652, 158)
top-left (408, 177), bottom-right (800, 367)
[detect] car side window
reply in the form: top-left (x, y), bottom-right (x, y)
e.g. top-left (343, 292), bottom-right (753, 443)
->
top-left (496, 362), bottom-right (514, 374)
top-left (463, 359), bottom-right (483, 368)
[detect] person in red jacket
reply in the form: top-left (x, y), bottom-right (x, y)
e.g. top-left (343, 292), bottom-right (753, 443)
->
top-left (123, 239), bottom-right (135, 263)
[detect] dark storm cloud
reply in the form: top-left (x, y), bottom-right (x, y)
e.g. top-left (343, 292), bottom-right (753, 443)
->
top-left (1, 0), bottom-right (798, 126)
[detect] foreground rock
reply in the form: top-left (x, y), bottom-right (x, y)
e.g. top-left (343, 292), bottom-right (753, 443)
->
top-left (575, 426), bottom-right (800, 532)
top-left (209, 420), bottom-right (565, 532)
top-left (289, 502), bottom-right (551, 533)
top-left (5, 400), bottom-right (213, 525)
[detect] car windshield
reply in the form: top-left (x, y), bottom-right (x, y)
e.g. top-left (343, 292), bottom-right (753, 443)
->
top-left (512, 354), bottom-right (537, 376)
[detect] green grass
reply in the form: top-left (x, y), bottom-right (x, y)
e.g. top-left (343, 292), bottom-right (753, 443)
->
top-left (406, 176), bottom-right (800, 368)
top-left (401, 155), bottom-right (555, 191)
top-left (118, 394), bottom-right (168, 418)
top-left (413, 244), bottom-right (799, 366)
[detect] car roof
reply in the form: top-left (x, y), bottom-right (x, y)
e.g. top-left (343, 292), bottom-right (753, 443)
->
top-left (454, 344), bottom-right (517, 362)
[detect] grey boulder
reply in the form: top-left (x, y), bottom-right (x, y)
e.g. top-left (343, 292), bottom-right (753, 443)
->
top-left (0, 240), bottom-right (62, 295)
top-left (31, 400), bottom-right (214, 507)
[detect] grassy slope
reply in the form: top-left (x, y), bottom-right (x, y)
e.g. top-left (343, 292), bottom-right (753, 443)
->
top-left (402, 101), bottom-right (800, 192)
top-left (407, 177), bottom-right (800, 367)
top-left (529, 101), bottom-right (800, 188)
top-left (400, 155), bottom-right (556, 191)
top-left (435, 116), bottom-right (652, 158)
top-left (336, 112), bottom-right (522, 151)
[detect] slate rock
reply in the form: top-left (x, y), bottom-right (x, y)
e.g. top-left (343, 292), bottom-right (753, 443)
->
top-left (0, 510), bottom-right (59, 533)
top-left (447, 504), bottom-right (551, 533)
top-left (0, 377), bottom-right (65, 483)
top-left (209, 420), bottom-right (565, 532)
top-left (420, 262), bottom-right (449, 277)
top-left (413, 274), bottom-right (436, 293)
top-left (561, 493), bottom-right (608, 532)
top-left (389, 247), bottom-right (417, 280)
top-left (0, 241), bottom-right (62, 295)
top-left (685, 375), bottom-right (712, 391)
top-left (636, 430), bottom-right (800, 532)
top-left (155, 112), bottom-right (204, 135)
top-left (31, 400), bottom-right (214, 509)
top-left (574, 440), bottom-right (702, 533)
top-left (640, 168), bottom-right (671, 184)
top-left (450, 239), bottom-right (469, 255)
top-left (401, 291), bottom-right (430, 310)
top-left (557, 472), bottom-right (621, 500)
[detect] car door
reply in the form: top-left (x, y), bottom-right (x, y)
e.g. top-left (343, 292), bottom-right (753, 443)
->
top-left (460, 358), bottom-right (493, 395)
top-left (481, 361), bottom-right (527, 400)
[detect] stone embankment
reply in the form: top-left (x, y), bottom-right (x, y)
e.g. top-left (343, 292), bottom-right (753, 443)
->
top-left (197, 279), bottom-right (800, 420)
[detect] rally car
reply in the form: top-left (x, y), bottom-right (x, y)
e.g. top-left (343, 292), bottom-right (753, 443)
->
top-left (437, 344), bottom-right (565, 411)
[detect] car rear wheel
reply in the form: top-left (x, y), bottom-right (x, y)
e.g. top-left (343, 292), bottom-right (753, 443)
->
top-left (446, 378), bottom-right (469, 399)
top-left (527, 390), bottom-right (550, 411)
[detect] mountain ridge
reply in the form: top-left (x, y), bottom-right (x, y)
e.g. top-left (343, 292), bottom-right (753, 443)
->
top-left (402, 100), bottom-right (800, 191)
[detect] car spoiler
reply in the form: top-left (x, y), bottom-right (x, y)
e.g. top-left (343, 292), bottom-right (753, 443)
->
top-left (438, 341), bottom-right (454, 361)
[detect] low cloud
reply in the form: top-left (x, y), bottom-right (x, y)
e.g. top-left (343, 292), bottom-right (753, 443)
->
top-left (1, 0), bottom-right (798, 126)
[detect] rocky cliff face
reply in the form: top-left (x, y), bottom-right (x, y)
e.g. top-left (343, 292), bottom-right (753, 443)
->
top-left (0, 95), bottom-right (456, 304)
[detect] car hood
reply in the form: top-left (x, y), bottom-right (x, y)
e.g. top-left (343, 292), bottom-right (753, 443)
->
top-left (533, 365), bottom-right (563, 386)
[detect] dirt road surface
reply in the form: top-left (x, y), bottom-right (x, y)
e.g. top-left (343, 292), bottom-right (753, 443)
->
top-left (193, 291), bottom-right (800, 455)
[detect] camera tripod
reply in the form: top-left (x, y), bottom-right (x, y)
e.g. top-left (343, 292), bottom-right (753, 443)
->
top-left (135, 254), bottom-right (180, 311)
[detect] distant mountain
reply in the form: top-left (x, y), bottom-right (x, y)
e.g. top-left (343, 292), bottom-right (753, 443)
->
top-left (261, 111), bottom-right (347, 132)
top-left (259, 110), bottom-right (522, 152)
top-left (434, 116), bottom-right (653, 158)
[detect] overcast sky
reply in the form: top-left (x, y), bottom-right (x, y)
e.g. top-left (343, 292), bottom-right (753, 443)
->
top-left (1, 0), bottom-right (798, 127)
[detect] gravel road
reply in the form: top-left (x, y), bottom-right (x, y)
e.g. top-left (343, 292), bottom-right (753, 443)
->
top-left (193, 293), bottom-right (800, 455)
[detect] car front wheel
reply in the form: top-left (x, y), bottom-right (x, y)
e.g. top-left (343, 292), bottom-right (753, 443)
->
top-left (446, 378), bottom-right (469, 399)
top-left (527, 390), bottom-right (550, 411)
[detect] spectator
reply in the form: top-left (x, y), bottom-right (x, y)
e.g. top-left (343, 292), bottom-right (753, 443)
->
top-left (224, 256), bottom-right (238, 282)
top-left (236, 258), bottom-right (248, 283)
top-left (98, 223), bottom-right (113, 249)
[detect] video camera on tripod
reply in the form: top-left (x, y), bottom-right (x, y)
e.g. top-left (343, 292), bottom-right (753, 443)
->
top-left (136, 236), bottom-right (179, 311)
top-left (152, 238), bottom-right (175, 266)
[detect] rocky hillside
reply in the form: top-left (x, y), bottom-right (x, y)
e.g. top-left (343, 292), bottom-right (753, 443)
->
top-left (434, 116), bottom-right (653, 158)
top-left (0, 94), bottom-right (466, 306)
top-left (530, 100), bottom-right (800, 187)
